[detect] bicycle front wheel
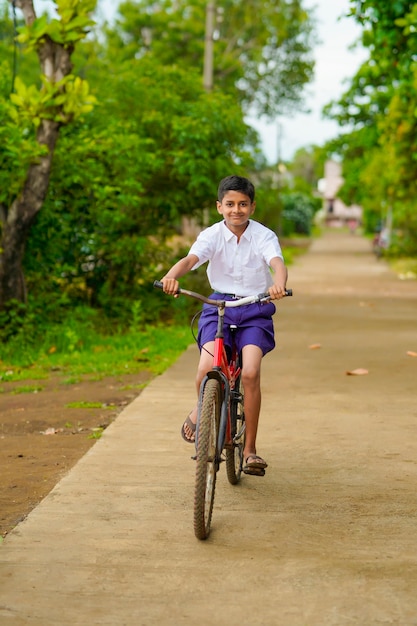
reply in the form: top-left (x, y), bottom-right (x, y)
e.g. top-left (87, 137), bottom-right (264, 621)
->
top-left (226, 374), bottom-right (245, 485)
top-left (194, 378), bottom-right (221, 540)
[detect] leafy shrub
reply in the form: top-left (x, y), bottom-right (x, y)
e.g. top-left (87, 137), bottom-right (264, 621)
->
top-left (281, 192), bottom-right (315, 236)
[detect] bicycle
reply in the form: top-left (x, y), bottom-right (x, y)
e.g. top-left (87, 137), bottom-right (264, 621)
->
top-left (153, 281), bottom-right (292, 540)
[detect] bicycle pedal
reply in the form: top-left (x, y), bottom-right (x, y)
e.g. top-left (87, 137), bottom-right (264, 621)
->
top-left (242, 467), bottom-right (266, 477)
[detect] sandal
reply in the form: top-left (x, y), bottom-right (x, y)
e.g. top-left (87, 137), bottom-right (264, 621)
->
top-left (243, 454), bottom-right (268, 476)
top-left (181, 414), bottom-right (196, 444)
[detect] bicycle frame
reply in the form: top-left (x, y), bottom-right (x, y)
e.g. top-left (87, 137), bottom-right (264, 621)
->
top-left (196, 303), bottom-right (240, 455)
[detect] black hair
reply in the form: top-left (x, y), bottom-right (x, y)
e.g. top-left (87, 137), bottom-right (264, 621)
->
top-left (217, 175), bottom-right (255, 203)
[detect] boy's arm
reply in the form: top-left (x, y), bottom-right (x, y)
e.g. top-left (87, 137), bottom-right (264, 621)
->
top-left (160, 254), bottom-right (199, 295)
top-left (268, 256), bottom-right (288, 300)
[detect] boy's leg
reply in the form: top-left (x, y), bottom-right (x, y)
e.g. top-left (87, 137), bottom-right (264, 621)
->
top-left (241, 344), bottom-right (264, 463)
top-left (182, 341), bottom-right (214, 441)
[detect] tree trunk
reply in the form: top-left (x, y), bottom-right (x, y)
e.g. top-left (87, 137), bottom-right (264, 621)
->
top-left (0, 119), bottom-right (60, 306)
top-left (0, 0), bottom-right (73, 310)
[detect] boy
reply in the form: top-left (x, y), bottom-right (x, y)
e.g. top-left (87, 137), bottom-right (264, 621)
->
top-left (161, 175), bottom-right (287, 475)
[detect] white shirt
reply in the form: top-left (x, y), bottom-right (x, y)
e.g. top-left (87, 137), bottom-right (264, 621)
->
top-left (188, 220), bottom-right (283, 295)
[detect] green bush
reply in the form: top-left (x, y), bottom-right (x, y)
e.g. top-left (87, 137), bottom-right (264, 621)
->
top-left (281, 192), bottom-right (315, 236)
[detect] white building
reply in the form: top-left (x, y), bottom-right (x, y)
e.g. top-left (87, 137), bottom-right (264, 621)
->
top-left (317, 160), bottom-right (362, 227)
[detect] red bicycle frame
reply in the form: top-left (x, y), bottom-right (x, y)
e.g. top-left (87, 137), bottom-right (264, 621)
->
top-left (199, 302), bottom-right (241, 452)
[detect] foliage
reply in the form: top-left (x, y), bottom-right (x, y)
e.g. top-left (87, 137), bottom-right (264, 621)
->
top-left (281, 192), bottom-right (315, 236)
top-left (0, 0), bottom-right (100, 312)
top-left (108, 0), bottom-right (316, 118)
top-left (7, 0), bottom-right (97, 126)
top-left (0, 64), bottom-right (45, 207)
top-left (10, 73), bottom-right (95, 125)
top-left (16, 2), bottom-right (96, 49)
top-left (252, 155), bottom-right (321, 237)
top-left (0, 0), bottom-right (318, 333)
top-left (323, 0), bottom-right (417, 254)
top-left (289, 145), bottom-right (327, 195)
top-left (252, 170), bottom-right (283, 234)
top-left (23, 57), bottom-right (253, 320)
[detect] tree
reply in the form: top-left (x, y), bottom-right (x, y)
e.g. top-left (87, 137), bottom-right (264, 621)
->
top-left (107, 0), bottom-right (316, 118)
top-left (323, 1), bottom-right (417, 250)
top-left (281, 192), bottom-right (315, 236)
top-left (289, 145), bottom-right (326, 195)
top-left (0, 0), bottom-right (96, 310)
top-left (23, 55), bottom-right (254, 320)
top-left (0, 0), bottom-right (318, 322)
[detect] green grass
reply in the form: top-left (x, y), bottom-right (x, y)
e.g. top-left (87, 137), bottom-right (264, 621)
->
top-left (65, 401), bottom-right (108, 409)
top-left (389, 258), bottom-right (417, 280)
top-left (11, 385), bottom-right (44, 395)
top-left (119, 382), bottom-right (148, 391)
top-left (0, 324), bottom-right (193, 384)
top-left (88, 427), bottom-right (105, 440)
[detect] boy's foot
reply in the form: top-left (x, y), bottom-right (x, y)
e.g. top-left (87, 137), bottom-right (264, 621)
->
top-left (242, 454), bottom-right (268, 476)
top-left (181, 414), bottom-right (196, 444)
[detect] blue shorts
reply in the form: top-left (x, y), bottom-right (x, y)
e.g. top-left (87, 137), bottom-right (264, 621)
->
top-left (197, 294), bottom-right (276, 357)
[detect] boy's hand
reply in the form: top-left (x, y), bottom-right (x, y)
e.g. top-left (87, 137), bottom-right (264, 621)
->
top-left (268, 284), bottom-right (287, 300)
top-left (161, 277), bottom-right (180, 296)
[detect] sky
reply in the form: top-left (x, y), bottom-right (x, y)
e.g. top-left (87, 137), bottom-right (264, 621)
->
top-left (33, 0), bottom-right (367, 163)
top-left (251, 0), bottom-right (367, 162)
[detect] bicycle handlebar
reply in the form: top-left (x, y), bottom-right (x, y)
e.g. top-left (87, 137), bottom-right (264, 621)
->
top-left (153, 281), bottom-right (292, 307)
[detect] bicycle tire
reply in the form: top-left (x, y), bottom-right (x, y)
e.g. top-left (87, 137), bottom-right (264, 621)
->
top-left (226, 374), bottom-right (245, 485)
top-left (194, 378), bottom-right (221, 540)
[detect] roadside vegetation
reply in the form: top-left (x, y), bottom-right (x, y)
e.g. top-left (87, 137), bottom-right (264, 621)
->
top-left (0, 0), bottom-right (319, 381)
top-left (323, 0), bottom-right (417, 262)
top-left (1, 1), bottom-right (415, 385)
top-left (0, 320), bottom-right (192, 384)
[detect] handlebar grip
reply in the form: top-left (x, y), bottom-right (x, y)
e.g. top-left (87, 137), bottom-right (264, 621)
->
top-left (153, 280), bottom-right (181, 295)
top-left (260, 289), bottom-right (292, 297)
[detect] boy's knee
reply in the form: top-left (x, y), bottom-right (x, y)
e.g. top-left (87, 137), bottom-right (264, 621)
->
top-left (242, 368), bottom-right (260, 387)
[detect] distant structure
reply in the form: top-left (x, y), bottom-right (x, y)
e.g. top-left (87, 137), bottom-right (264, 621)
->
top-left (317, 160), bottom-right (362, 227)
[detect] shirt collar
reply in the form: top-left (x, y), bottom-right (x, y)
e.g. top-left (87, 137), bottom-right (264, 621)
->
top-left (221, 219), bottom-right (252, 241)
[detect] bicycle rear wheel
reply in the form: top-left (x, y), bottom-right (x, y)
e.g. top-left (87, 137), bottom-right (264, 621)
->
top-left (194, 378), bottom-right (221, 540)
top-left (226, 374), bottom-right (245, 485)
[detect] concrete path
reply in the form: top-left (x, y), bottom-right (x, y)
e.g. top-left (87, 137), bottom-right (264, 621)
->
top-left (1, 231), bottom-right (417, 625)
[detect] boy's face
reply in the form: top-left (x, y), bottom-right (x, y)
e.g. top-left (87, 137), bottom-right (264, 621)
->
top-left (216, 190), bottom-right (255, 230)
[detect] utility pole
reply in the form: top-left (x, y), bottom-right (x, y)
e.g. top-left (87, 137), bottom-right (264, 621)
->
top-left (203, 1), bottom-right (215, 91)
top-left (276, 121), bottom-right (283, 165)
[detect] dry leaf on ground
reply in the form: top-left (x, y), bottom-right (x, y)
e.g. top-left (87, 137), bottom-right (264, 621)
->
top-left (40, 427), bottom-right (64, 436)
top-left (346, 368), bottom-right (369, 376)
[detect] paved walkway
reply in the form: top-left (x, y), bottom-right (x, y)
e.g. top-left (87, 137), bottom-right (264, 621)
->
top-left (1, 231), bottom-right (417, 625)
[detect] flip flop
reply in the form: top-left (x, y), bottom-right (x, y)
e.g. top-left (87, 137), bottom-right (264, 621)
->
top-left (243, 454), bottom-right (268, 476)
top-left (181, 414), bottom-right (196, 444)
